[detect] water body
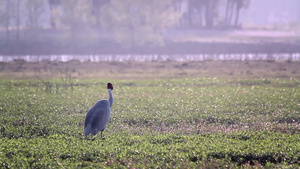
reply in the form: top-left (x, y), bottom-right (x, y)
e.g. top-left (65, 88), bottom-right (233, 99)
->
top-left (0, 53), bottom-right (300, 62)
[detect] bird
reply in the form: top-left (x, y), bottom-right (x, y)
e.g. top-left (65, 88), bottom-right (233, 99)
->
top-left (84, 82), bottom-right (114, 138)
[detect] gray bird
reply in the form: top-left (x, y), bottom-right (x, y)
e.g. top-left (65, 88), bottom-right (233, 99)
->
top-left (84, 83), bottom-right (114, 138)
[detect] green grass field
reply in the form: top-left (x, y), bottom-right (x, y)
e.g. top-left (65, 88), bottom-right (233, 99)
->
top-left (0, 61), bottom-right (300, 168)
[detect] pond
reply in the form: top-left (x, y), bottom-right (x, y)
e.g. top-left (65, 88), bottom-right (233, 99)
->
top-left (0, 53), bottom-right (300, 62)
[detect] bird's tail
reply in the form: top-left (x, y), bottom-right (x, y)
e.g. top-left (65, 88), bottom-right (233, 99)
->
top-left (84, 124), bottom-right (92, 136)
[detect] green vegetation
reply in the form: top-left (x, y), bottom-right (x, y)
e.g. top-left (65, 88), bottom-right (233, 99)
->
top-left (0, 77), bottom-right (299, 168)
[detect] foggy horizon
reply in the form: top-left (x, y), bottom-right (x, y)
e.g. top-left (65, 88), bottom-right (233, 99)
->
top-left (0, 0), bottom-right (299, 56)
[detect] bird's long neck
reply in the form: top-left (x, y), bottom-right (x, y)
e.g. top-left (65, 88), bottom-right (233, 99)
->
top-left (108, 89), bottom-right (113, 108)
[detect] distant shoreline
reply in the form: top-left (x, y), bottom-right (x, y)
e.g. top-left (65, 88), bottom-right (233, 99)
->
top-left (1, 53), bottom-right (300, 62)
top-left (1, 41), bottom-right (300, 56)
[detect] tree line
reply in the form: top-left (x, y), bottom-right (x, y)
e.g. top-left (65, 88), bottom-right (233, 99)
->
top-left (0, 0), bottom-right (251, 47)
top-left (185, 0), bottom-right (250, 28)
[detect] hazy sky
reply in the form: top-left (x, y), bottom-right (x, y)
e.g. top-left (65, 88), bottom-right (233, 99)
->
top-left (242, 0), bottom-right (300, 26)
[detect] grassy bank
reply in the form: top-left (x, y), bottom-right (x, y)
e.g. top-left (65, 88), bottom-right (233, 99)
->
top-left (0, 77), bottom-right (299, 168)
top-left (1, 60), bottom-right (300, 80)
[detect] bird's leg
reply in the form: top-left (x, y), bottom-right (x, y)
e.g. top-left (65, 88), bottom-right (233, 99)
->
top-left (101, 131), bottom-right (105, 140)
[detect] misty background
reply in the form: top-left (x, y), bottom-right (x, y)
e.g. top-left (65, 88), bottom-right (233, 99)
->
top-left (0, 0), bottom-right (300, 55)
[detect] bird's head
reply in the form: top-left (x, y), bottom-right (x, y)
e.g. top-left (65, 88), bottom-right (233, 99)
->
top-left (107, 83), bottom-right (113, 90)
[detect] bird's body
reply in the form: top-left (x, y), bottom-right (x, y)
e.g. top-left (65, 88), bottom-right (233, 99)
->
top-left (84, 83), bottom-right (114, 138)
top-left (84, 100), bottom-right (111, 136)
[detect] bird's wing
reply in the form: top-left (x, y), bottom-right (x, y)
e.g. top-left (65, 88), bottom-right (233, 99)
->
top-left (85, 100), bottom-right (111, 132)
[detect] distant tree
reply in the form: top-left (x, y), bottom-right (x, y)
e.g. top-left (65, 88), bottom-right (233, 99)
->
top-left (57, 0), bottom-right (94, 36)
top-left (3, 0), bottom-right (25, 41)
top-left (178, 0), bottom-right (251, 29)
top-left (188, 0), bottom-right (206, 27)
top-left (0, 0), bottom-right (21, 41)
top-left (100, 0), bottom-right (180, 48)
top-left (5, 0), bottom-right (10, 41)
top-left (172, 0), bottom-right (188, 27)
top-left (0, 0), bottom-right (8, 40)
top-left (25, 0), bottom-right (47, 29)
top-left (225, 0), bottom-right (250, 27)
top-left (0, 1), bottom-right (4, 23)
top-left (16, 0), bottom-right (20, 41)
top-left (204, 0), bottom-right (220, 28)
top-left (187, 0), bottom-right (220, 28)
top-left (91, 0), bottom-right (110, 28)
top-left (48, 0), bottom-right (61, 29)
